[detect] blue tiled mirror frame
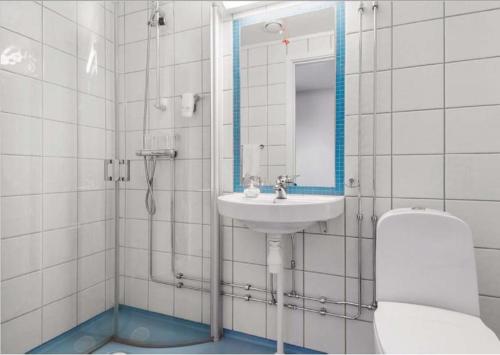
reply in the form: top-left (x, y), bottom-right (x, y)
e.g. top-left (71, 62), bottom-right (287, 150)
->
top-left (232, 2), bottom-right (345, 195)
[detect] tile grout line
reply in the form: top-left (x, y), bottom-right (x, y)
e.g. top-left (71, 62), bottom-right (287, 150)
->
top-left (40, 0), bottom-right (45, 343)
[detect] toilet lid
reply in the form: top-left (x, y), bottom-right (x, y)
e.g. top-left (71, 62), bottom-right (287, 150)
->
top-left (374, 302), bottom-right (500, 354)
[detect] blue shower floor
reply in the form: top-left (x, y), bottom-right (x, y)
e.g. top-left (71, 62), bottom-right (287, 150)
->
top-left (31, 305), bottom-right (321, 354)
top-left (96, 334), bottom-right (275, 354)
top-left (95, 330), bottom-right (321, 354)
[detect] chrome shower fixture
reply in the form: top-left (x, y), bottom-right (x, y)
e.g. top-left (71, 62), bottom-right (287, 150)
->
top-left (148, 1), bottom-right (166, 27)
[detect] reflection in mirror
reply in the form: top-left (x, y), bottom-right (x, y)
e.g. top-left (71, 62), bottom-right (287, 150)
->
top-left (237, 3), bottom-right (341, 191)
top-left (291, 58), bottom-right (335, 187)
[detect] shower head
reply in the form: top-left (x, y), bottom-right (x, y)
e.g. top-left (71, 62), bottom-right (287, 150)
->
top-left (148, 1), bottom-right (166, 27)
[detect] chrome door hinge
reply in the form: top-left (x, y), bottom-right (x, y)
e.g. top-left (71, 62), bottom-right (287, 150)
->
top-left (104, 159), bottom-right (130, 182)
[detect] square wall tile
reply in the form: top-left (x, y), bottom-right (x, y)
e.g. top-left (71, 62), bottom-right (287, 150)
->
top-left (393, 64), bottom-right (443, 111)
top-left (1, 271), bottom-right (41, 322)
top-left (0, 27), bottom-right (42, 78)
top-left (43, 261), bottom-right (77, 304)
top-left (233, 228), bottom-right (266, 265)
top-left (393, 1), bottom-right (443, 25)
top-left (446, 57), bottom-right (500, 107)
top-left (42, 295), bottom-right (77, 342)
top-left (304, 234), bottom-right (344, 275)
top-left (1, 309), bottom-right (42, 354)
top-left (0, 113), bottom-right (42, 155)
top-left (78, 282), bottom-right (106, 323)
top-left (1, 195), bottom-right (42, 238)
top-left (393, 109), bottom-right (444, 154)
top-left (0, 1), bottom-right (41, 41)
top-left (43, 227), bottom-right (78, 267)
top-left (393, 155), bottom-right (444, 199)
top-left (393, 19), bottom-right (443, 68)
top-left (446, 154), bottom-right (500, 200)
top-left (0, 70), bottom-right (42, 118)
top-left (43, 7), bottom-right (77, 55)
top-left (233, 298), bottom-right (266, 338)
top-left (446, 9), bottom-right (500, 62)
top-left (1, 155), bottom-right (42, 196)
top-left (346, 320), bottom-right (374, 354)
top-left (446, 200), bottom-right (500, 249)
top-left (445, 1), bottom-right (500, 16)
top-left (446, 106), bottom-right (500, 153)
top-left (174, 1), bottom-right (202, 32)
top-left (248, 46), bottom-right (267, 67)
top-left (1, 234), bottom-right (41, 280)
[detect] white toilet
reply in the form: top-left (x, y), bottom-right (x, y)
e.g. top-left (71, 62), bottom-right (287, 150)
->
top-left (374, 208), bottom-right (500, 354)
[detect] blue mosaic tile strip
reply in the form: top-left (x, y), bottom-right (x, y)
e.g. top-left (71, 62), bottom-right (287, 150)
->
top-left (334, 0), bottom-right (346, 195)
top-left (233, 2), bottom-right (345, 196)
top-left (233, 19), bottom-right (243, 193)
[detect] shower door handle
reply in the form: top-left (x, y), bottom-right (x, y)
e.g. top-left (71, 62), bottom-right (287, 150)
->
top-left (119, 160), bottom-right (131, 182)
top-left (104, 159), bottom-right (114, 181)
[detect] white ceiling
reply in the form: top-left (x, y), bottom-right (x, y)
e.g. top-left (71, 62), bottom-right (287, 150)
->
top-left (241, 7), bottom-right (335, 46)
top-left (296, 59), bottom-right (335, 92)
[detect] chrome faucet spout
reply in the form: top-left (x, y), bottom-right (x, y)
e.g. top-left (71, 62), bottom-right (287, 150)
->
top-left (274, 175), bottom-right (297, 199)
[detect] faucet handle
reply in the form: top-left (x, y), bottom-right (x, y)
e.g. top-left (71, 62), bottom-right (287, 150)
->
top-left (276, 175), bottom-right (298, 186)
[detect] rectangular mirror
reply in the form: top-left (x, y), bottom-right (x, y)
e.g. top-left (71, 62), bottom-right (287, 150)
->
top-left (233, 2), bottom-right (345, 194)
top-left (288, 55), bottom-right (336, 187)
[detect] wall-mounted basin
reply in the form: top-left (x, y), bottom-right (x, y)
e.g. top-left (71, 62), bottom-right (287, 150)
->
top-left (217, 192), bottom-right (344, 353)
top-left (217, 193), bottom-right (344, 234)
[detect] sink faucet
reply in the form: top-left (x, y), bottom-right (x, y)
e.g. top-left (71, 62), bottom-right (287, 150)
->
top-left (274, 175), bottom-right (297, 199)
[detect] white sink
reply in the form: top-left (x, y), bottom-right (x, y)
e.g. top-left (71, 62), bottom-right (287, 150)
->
top-left (217, 193), bottom-right (344, 234)
top-left (217, 192), bottom-right (344, 353)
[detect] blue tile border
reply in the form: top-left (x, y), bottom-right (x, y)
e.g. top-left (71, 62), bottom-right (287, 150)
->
top-left (233, 2), bottom-right (345, 196)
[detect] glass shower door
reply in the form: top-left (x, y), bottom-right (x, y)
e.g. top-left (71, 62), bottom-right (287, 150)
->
top-left (0, 1), bottom-right (116, 353)
top-left (112, 0), bottom-right (212, 348)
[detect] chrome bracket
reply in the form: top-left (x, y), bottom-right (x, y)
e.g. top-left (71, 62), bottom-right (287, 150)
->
top-left (118, 159), bottom-right (130, 182)
top-left (318, 221), bottom-right (328, 233)
top-left (104, 159), bottom-right (114, 181)
top-left (104, 159), bottom-right (130, 182)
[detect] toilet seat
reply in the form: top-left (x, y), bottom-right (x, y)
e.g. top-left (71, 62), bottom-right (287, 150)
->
top-left (374, 302), bottom-right (500, 354)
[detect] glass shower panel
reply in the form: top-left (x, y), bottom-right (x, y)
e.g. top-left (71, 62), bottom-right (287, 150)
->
top-left (0, 1), bottom-right (115, 353)
top-left (114, 0), bottom-right (211, 347)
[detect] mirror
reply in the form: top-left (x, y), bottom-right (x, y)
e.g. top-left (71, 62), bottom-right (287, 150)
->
top-left (234, 2), bottom-right (344, 193)
top-left (289, 57), bottom-right (336, 187)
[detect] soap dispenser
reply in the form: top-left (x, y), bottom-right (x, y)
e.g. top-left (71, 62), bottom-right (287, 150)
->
top-left (243, 175), bottom-right (261, 198)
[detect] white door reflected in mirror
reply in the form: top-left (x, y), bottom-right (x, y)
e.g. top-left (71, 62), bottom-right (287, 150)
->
top-left (289, 57), bottom-right (336, 187)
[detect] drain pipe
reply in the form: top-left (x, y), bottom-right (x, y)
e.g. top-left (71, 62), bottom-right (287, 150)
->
top-left (371, 0), bottom-right (379, 308)
top-left (268, 237), bottom-right (284, 354)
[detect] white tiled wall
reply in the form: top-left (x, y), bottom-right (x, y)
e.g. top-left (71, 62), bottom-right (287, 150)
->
top-left (221, 1), bottom-right (500, 353)
top-left (0, 1), bottom-right (116, 353)
top-left (116, 0), bottom-right (212, 324)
